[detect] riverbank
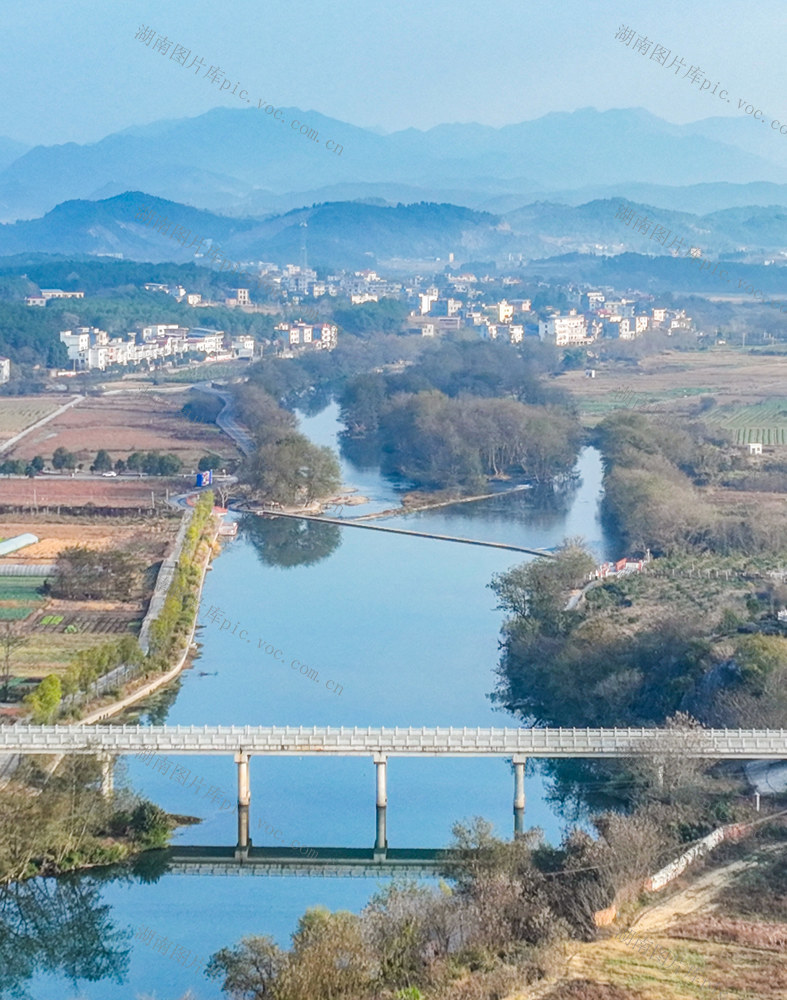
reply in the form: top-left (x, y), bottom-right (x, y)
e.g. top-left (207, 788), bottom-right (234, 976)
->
top-left (80, 500), bottom-right (221, 724)
top-left (350, 483), bottom-right (533, 521)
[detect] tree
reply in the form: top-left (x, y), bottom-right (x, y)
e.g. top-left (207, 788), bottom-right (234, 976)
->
top-left (126, 451), bottom-right (144, 473)
top-left (339, 373), bottom-right (386, 434)
top-left (51, 446), bottom-right (72, 471)
top-left (25, 674), bottom-right (62, 722)
top-left (490, 541), bottom-right (596, 635)
top-left (51, 546), bottom-right (141, 601)
top-left (30, 455), bottom-right (45, 472)
top-left (207, 935), bottom-right (284, 999)
top-left (276, 908), bottom-right (374, 1000)
top-left (90, 449), bottom-right (112, 473)
top-left (245, 435), bottom-right (340, 505)
top-left (0, 459), bottom-right (25, 476)
top-left (157, 453), bottom-right (182, 476)
top-left (1, 622), bottom-right (28, 701)
top-left (198, 453), bottom-right (223, 472)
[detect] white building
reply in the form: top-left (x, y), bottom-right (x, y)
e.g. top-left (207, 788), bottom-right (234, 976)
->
top-left (232, 336), bottom-right (255, 360)
top-left (0, 357), bottom-right (10, 383)
top-left (41, 289), bottom-right (84, 300)
top-left (142, 324), bottom-right (188, 341)
top-left (187, 329), bottom-right (225, 354)
top-left (498, 300), bottom-right (514, 323)
top-left (59, 328), bottom-right (94, 368)
top-left (25, 294), bottom-right (47, 307)
top-left (538, 310), bottom-right (589, 346)
top-left (418, 290), bottom-right (438, 314)
top-left (225, 288), bottom-right (250, 307)
top-left (277, 322), bottom-right (338, 350)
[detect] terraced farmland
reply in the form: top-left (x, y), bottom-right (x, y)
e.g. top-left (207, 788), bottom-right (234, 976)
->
top-left (708, 398), bottom-right (787, 445)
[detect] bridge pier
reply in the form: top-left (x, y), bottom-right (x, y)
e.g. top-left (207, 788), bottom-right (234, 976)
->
top-left (99, 753), bottom-right (115, 799)
top-left (374, 753), bottom-right (387, 855)
top-left (513, 757), bottom-right (526, 838)
top-left (236, 804), bottom-right (250, 856)
top-left (235, 751), bottom-right (251, 807)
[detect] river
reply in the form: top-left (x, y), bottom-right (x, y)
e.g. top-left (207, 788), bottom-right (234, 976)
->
top-left (0, 403), bottom-right (616, 1000)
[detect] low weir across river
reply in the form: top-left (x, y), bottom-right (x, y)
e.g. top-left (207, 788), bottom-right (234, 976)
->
top-left (255, 510), bottom-right (557, 557)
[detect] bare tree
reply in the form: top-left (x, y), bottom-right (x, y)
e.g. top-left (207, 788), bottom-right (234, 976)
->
top-left (1, 621), bottom-right (28, 702)
top-left (624, 713), bottom-right (717, 805)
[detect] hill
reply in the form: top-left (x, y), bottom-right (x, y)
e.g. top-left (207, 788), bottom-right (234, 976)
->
top-left (0, 107), bottom-right (785, 223)
top-left (5, 192), bottom-right (787, 270)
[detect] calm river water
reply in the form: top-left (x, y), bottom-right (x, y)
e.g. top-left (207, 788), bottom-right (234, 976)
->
top-left (1, 403), bottom-right (616, 1000)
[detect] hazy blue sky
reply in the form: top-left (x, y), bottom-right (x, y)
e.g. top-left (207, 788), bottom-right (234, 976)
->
top-left (5, 0), bottom-right (787, 145)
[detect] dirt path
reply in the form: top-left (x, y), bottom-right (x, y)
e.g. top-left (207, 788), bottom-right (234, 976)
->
top-left (509, 855), bottom-right (762, 1000)
top-left (627, 859), bottom-right (755, 936)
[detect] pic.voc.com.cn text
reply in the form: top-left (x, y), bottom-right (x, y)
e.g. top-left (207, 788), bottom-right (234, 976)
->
top-left (614, 24), bottom-right (787, 136)
top-left (199, 603), bottom-right (344, 696)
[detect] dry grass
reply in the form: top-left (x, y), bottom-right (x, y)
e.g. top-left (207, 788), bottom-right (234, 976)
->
top-left (542, 982), bottom-right (643, 999)
top-left (6, 391), bottom-right (238, 465)
top-left (556, 349), bottom-right (787, 428)
top-left (0, 519), bottom-right (174, 561)
top-left (0, 397), bottom-right (64, 444)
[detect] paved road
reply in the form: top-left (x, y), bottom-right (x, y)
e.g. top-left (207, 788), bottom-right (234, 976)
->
top-left (196, 382), bottom-right (255, 456)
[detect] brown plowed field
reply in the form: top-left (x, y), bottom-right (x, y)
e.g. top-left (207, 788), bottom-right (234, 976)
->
top-left (0, 477), bottom-right (181, 510)
top-left (7, 391), bottom-right (237, 466)
top-left (0, 518), bottom-right (177, 561)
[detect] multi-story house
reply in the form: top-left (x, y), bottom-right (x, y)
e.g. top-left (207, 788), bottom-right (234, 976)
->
top-left (142, 324), bottom-right (189, 341)
top-left (41, 289), bottom-right (85, 300)
top-left (498, 300), bottom-right (514, 323)
top-left (187, 329), bottom-right (225, 354)
top-left (538, 310), bottom-right (589, 346)
top-left (277, 322), bottom-right (338, 351)
top-left (232, 336), bottom-right (255, 360)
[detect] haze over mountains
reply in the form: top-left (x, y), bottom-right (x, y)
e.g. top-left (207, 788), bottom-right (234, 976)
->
top-left (3, 106), bottom-right (787, 225)
top-left (3, 191), bottom-right (787, 271)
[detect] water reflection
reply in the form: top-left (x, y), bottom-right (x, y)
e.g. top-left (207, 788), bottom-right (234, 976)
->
top-left (0, 874), bottom-right (131, 998)
top-left (241, 514), bottom-right (342, 568)
top-left (338, 432), bottom-right (386, 471)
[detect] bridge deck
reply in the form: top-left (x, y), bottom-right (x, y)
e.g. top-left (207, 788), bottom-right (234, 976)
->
top-left (2, 725), bottom-right (786, 759)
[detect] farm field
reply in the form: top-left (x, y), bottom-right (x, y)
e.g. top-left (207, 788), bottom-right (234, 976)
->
top-left (0, 576), bottom-right (48, 621)
top-left (0, 516), bottom-right (178, 562)
top-left (0, 514), bottom-right (179, 688)
top-left (557, 349), bottom-right (787, 425)
top-left (0, 396), bottom-right (67, 446)
top-left (0, 476), bottom-right (184, 511)
top-left (6, 389), bottom-right (239, 466)
top-left (705, 398), bottom-right (787, 445)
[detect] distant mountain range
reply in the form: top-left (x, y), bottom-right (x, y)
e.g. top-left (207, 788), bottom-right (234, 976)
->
top-left (3, 106), bottom-right (787, 224)
top-left (3, 191), bottom-right (787, 271)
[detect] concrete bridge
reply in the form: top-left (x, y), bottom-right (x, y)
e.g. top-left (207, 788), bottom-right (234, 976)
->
top-left (5, 724), bottom-right (785, 851)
